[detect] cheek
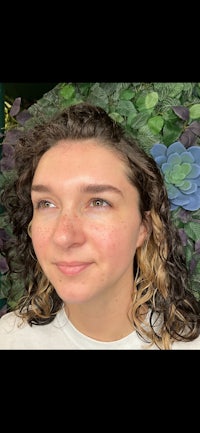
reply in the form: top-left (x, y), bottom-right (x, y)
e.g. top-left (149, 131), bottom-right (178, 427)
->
top-left (98, 229), bottom-right (119, 255)
top-left (110, 220), bottom-right (145, 259)
top-left (94, 222), bottom-right (136, 260)
top-left (31, 224), bottom-right (50, 253)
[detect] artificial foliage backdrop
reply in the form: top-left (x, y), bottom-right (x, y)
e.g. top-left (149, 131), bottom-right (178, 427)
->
top-left (0, 82), bottom-right (200, 315)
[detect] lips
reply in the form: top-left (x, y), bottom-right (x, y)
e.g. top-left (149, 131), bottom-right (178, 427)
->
top-left (55, 261), bottom-right (92, 276)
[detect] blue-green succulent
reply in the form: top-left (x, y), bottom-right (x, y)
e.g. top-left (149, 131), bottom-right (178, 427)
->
top-left (151, 141), bottom-right (200, 211)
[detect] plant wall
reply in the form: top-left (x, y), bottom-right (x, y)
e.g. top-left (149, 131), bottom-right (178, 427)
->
top-left (0, 82), bottom-right (200, 315)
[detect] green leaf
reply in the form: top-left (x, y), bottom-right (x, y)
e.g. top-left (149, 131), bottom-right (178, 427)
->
top-left (76, 83), bottom-right (93, 96)
top-left (87, 83), bottom-right (109, 110)
top-left (59, 84), bottom-right (75, 100)
top-left (130, 111), bottom-right (152, 129)
top-left (109, 112), bottom-right (124, 123)
top-left (167, 83), bottom-right (184, 98)
top-left (136, 92), bottom-right (158, 113)
top-left (145, 92), bottom-right (159, 109)
top-left (185, 245), bottom-right (193, 263)
top-left (116, 100), bottom-right (136, 117)
top-left (127, 110), bottom-right (137, 127)
top-left (148, 115), bottom-right (164, 134)
top-left (137, 124), bottom-right (161, 154)
top-left (189, 104), bottom-right (200, 120)
top-left (184, 222), bottom-right (200, 242)
top-left (195, 261), bottom-right (200, 273)
top-left (162, 120), bottom-right (183, 146)
top-left (120, 89), bottom-right (135, 100)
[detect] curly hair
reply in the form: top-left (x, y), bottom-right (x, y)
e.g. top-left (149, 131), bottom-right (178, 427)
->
top-left (1, 102), bottom-right (200, 349)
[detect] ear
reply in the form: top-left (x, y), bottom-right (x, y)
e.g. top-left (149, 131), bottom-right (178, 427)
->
top-left (28, 220), bottom-right (32, 237)
top-left (136, 211), bottom-right (152, 248)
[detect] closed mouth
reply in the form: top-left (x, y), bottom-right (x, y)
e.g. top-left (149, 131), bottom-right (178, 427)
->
top-left (55, 261), bottom-right (93, 276)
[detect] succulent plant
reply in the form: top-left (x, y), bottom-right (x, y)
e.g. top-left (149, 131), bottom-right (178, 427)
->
top-left (150, 141), bottom-right (200, 211)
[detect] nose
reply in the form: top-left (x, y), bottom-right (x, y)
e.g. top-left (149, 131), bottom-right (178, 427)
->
top-left (52, 212), bottom-right (86, 248)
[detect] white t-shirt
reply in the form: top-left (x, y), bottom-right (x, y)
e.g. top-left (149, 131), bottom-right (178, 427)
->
top-left (0, 307), bottom-right (200, 350)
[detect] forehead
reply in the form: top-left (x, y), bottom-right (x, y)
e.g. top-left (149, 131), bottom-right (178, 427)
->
top-left (32, 139), bottom-right (141, 205)
top-left (34, 139), bottom-right (128, 178)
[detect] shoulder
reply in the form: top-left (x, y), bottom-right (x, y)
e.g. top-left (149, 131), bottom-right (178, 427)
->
top-left (0, 310), bottom-right (56, 349)
top-left (0, 311), bottom-right (25, 333)
top-left (172, 335), bottom-right (200, 350)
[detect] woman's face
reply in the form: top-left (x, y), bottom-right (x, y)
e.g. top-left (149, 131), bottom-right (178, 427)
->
top-left (30, 139), bottom-right (148, 305)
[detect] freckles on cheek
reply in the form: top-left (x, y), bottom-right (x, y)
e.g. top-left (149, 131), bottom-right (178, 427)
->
top-left (103, 222), bottom-right (135, 259)
top-left (31, 226), bottom-right (50, 249)
top-left (96, 226), bottom-right (119, 255)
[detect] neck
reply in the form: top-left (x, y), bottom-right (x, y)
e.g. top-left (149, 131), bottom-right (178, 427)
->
top-left (65, 293), bottom-right (135, 342)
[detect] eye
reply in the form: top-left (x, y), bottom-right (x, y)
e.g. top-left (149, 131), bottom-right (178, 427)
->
top-left (37, 200), bottom-right (56, 209)
top-left (90, 199), bottom-right (110, 207)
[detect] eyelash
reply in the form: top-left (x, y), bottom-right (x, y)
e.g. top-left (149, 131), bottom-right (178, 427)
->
top-left (35, 200), bottom-right (55, 209)
top-left (34, 198), bottom-right (111, 209)
top-left (89, 198), bottom-right (110, 208)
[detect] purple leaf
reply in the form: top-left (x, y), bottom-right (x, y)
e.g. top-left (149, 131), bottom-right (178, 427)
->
top-left (3, 128), bottom-right (23, 145)
top-left (0, 256), bottom-right (9, 273)
top-left (0, 228), bottom-right (10, 248)
top-left (2, 143), bottom-right (14, 157)
top-left (178, 228), bottom-right (188, 246)
top-left (9, 97), bottom-right (22, 117)
top-left (188, 121), bottom-right (200, 136)
top-left (16, 109), bottom-right (32, 125)
top-left (180, 129), bottom-right (196, 148)
top-left (172, 105), bottom-right (190, 121)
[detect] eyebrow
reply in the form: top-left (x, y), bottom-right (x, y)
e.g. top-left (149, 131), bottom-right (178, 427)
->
top-left (31, 183), bottom-right (123, 196)
top-left (80, 184), bottom-right (123, 196)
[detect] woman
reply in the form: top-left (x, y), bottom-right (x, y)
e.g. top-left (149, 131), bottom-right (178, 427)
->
top-left (0, 102), bottom-right (200, 350)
